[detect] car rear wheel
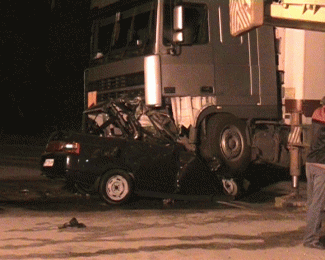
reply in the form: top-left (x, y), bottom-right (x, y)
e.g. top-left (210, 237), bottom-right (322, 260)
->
top-left (99, 169), bottom-right (133, 205)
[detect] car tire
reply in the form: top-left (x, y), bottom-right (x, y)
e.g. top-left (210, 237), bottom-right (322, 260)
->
top-left (99, 169), bottom-right (133, 205)
top-left (222, 178), bottom-right (241, 197)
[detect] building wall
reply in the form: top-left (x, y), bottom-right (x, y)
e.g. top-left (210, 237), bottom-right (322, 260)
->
top-left (279, 28), bottom-right (325, 124)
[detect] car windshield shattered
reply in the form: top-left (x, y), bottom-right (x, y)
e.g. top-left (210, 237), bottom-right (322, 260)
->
top-left (91, 0), bottom-right (157, 63)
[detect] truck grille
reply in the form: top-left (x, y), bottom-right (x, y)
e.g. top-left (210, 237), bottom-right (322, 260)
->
top-left (87, 72), bottom-right (144, 91)
top-left (87, 72), bottom-right (144, 101)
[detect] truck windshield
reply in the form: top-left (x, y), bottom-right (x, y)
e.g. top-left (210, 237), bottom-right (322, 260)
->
top-left (91, 0), bottom-right (157, 62)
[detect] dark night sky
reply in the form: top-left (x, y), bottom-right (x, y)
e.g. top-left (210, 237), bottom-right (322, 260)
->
top-left (1, 1), bottom-right (91, 137)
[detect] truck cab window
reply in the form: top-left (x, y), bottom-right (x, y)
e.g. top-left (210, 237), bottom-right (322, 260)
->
top-left (163, 3), bottom-right (209, 45)
top-left (97, 18), bottom-right (115, 55)
top-left (91, 0), bottom-right (157, 61)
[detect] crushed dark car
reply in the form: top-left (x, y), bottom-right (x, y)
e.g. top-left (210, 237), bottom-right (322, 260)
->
top-left (40, 98), bottom-right (223, 205)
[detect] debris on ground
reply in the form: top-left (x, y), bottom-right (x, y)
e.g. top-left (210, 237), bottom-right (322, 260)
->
top-left (58, 217), bottom-right (86, 229)
top-left (163, 198), bottom-right (175, 205)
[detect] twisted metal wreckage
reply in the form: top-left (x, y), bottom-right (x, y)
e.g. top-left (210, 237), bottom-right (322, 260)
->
top-left (41, 97), bottom-right (241, 205)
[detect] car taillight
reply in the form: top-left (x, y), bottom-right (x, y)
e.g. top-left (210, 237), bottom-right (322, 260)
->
top-left (45, 141), bottom-right (81, 155)
top-left (63, 143), bottom-right (81, 155)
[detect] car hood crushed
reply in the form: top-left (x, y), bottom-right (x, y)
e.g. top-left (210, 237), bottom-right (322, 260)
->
top-left (85, 98), bottom-right (178, 144)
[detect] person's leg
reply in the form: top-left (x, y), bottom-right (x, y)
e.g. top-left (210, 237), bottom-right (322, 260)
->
top-left (304, 164), bottom-right (325, 245)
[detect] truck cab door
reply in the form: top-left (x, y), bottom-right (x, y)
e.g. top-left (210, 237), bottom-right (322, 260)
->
top-left (160, 2), bottom-right (214, 98)
top-left (210, 4), bottom-right (278, 119)
top-left (212, 4), bottom-right (260, 106)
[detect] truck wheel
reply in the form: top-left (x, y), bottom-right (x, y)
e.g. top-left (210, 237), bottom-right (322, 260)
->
top-left (207, 113), bottom-right (251, 174)
top-left (99, 169), bottom-right (133, 205)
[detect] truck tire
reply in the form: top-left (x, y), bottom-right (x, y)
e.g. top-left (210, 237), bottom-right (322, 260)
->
top-left (99, 169), bottom-right (133, 205)
top-left (206, 113), bottom-right (251, 174)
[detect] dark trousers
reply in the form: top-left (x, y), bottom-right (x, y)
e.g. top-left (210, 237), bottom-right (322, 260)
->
top-left (304, 163), bottom-right (325, 244)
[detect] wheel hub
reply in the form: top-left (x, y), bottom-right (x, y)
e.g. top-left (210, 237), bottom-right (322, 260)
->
top-left (222, 178), bottom-right (238, 196)
top-left (221, 127), bottom-right (243, 160)
top-left (107, 175), bottom-right (129, 200)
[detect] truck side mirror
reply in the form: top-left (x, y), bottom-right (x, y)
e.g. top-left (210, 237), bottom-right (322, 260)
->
top-left (173, 5), bottom-right (184, 43)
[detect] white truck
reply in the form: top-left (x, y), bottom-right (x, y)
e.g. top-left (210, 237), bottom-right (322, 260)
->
top-left (83, 0), bottom-right (325, 197)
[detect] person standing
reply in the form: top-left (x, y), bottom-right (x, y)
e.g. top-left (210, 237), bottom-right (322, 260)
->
top-left (304, 97), bottom-right (325, 249)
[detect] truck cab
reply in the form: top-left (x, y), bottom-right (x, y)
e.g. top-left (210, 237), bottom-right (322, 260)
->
top-left (87, 0), bottom-right (278, 118)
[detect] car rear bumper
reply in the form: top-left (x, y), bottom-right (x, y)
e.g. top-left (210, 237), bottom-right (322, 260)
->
top-left (40, 153), bottom-right (78, 179)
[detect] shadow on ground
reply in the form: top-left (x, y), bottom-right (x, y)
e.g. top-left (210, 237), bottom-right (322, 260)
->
top-left (0, 163), bottom-right (301, 213)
